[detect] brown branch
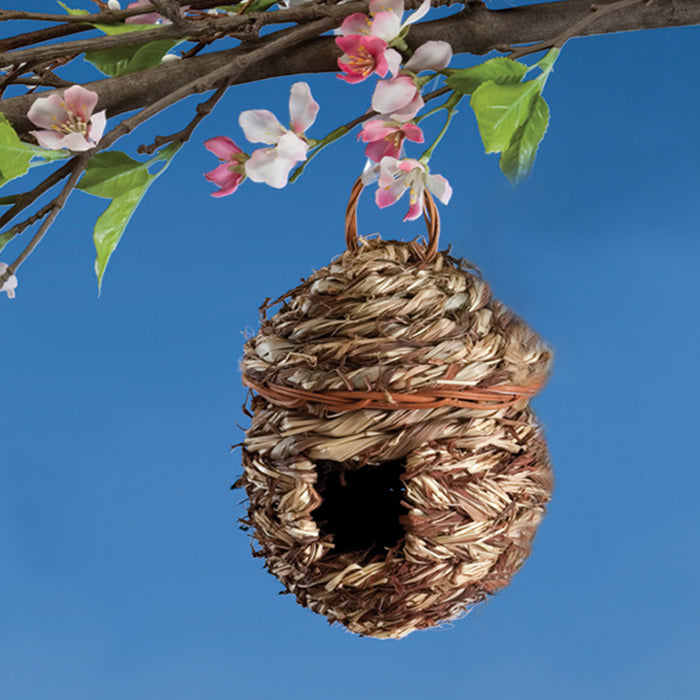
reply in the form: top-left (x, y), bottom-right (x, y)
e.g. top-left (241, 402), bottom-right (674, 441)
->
top-left (136, 76), bottom-right (232, 154)
top-left (508, 0), bottom-right (649, 59)
top-left (2, 0), bottom-right (697, 140)
top-left (0, 1), bottom-right (369, 66)
top-left (95, 15), bottom-right (339, 153)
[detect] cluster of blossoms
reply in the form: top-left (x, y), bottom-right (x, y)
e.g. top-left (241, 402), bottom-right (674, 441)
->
top-left (20, 0), bottom-right (454, 225)
top-left (204, 0), bottom-right (453, 220)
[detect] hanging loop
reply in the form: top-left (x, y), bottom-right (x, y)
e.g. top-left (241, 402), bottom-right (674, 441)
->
top-left (345, 176), bottom-right (441, 261)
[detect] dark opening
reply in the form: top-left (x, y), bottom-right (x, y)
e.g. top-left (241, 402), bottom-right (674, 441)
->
top-left (311, 459), bottom-right (408, 558)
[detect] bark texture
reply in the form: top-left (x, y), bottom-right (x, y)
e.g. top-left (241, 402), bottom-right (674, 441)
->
top-left (1, 0), bottom-right (699, 137)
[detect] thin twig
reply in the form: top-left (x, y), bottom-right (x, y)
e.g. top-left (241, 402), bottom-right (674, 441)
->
top-left (136, 77), bottom-right (232, 154)
top-left (0, 155), bottom-right (88, 285)
top-left (508, 0), bottom-right (647, 59)
top-left (10, 75), bottom-right (75, 88)
top-left (0, 158), bottom-right (78, 230)
top-left (4, 201), bottom-right (55, 238)
top-left (0, 62), bottom-right (28, 97)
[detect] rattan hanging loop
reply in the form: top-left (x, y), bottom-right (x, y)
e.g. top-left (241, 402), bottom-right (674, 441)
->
top-left (237, 179), bottom-right (554, 639)
top-left (345, 176), bottom-right (440, 261)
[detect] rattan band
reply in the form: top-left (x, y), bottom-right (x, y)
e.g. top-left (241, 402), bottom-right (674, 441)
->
top-left (243, 375), bottom-right (546, 412)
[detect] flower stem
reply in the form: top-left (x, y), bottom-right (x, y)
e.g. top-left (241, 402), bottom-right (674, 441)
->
top-left (419, 91), bottom-right (462, 164)
top-left (289, 124), bottom-right (349, 183)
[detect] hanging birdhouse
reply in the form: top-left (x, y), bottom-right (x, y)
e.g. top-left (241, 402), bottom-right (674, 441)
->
top-left (237, 180), bottom-right (553, 639)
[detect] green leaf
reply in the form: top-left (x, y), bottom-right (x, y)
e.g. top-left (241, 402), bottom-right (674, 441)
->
top-left (0, 114), bottom-right (69, 188)
top-left (78, 151), bottom-right (151, 197)
top-left (93, 22), bottom-right (153, 35)
top-left (88, 144), bottom-right (181, 292)
top-left (57, 1), bottom-right (153, 35)
top-left (93, 185), bottom-right (149, 291)
top-left (499, 95), bottom-right (549, 185)
top-left (57, 1), bottom-right (88, 15)
top-left (470, 80), bottom-right (541, 153)
top-left (0, 114), bottom-right (35, 181)
top-left (0, 229), bottom-right (18, 254)
top-left (535, 47), bottom-right (560, 74)
top-left (85, 39), bottom-right (180, 77)
top-left (446, 58), bottom-right (528, 96)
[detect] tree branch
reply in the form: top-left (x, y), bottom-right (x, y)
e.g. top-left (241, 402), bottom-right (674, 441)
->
top-left (0, 1), bottom-right (368, 65)
top-left (1, 0), bottom-right (697, 140)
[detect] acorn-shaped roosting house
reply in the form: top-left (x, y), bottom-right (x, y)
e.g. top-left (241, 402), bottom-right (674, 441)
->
top-left (238, 181), bottom-right (553, 639)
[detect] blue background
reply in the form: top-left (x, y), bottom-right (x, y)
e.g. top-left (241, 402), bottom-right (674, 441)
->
top-left (2, 2), bottom-right (699, 698)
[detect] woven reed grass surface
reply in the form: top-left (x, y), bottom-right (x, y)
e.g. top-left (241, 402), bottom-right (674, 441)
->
top-left (239, 235), bottom-right (553, 639)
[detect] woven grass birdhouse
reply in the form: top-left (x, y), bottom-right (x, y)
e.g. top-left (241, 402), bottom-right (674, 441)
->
top-left (238, 180), bottom-right (553, 639)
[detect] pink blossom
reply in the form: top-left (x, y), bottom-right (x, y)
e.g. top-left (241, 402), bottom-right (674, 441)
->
top-left (403, 40), bottom-right (453, 73)
top-left (369, 41), bottom-right (452, 122)
top-left (125, 0), bottom-right (189, 24)
top-left (336, 35), bottom-right (401, 84)
top-left (27, 85), bottom-right (106, 152)
top-left (337, 12), bottom-right (373, 37)
top-left (365, 156), bottom-right (452, 221)
top-left (0, 263), bottom-right (17, 299)
top-left (203, 136), bottom-right (248, 198)
top-left (338, 0), bottom-right (431, 43)
top-left (239, 82), bottom-right (319, 189)
top-left (371, 75), bottom-right (424, 122)
top-left (358, 119), bottom-right (424, 161)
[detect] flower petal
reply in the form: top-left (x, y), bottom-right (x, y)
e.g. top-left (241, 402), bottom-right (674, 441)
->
top-left (369, 11), bottom-right (401, 42)
top-left (337, 35), bottom-right (392, 82)
top-left (404, 40), bottom-right (453, 73)
top-left (57, 132), bottom-right (94, 151)
top-left (361, 161), bottom-right (380, 185)
top-left (205, 162), bottom-right (238, 187)
top-left (0, 262), bottom-right (17, 299)
top-left (371, 76), bottom-right (418, 115)
top-left (359, 120), bottom-right (395, 143)
top-left (401, 123), bottom-right (424, 142)
top-left (370, 0), bottom-right (403, 19)
top-left (337, 12), bottom-right (373, 36)
top-left (427, 173), bottom-right (452, 204)
top-left (26, 93), bottom-right (68, 129)
top-left (404, 196), bottom-right (424, 220)
top-left (63, 85), bottom-right (98, 121)
top-left (245, 148), bottom-right (298, 189)
top-left (387, 91), bottom-right (424, 122)
top-left (384, 48), bottom-right (402, 77)
top-left (275, 131), bottom-right (308, 163)
top-left (377, 156), bottom-right (401, 184)
top-left (239, 109), bottom-right (286, 145)
top-left (376, 177), bottom-right (407, 208)
top-left (29, 129), bottom-right (68, 150)
top-left (288, 82), bottom-right (318, 134)
top-left (365, 138), bottom-right (398, 162)
top-left (205, 164), bottom-right (243, 197)
top-left (402, 0), bottom-right (430, 27)
top-left (87, 109), bottom-right (106, 145)
top-left (125, 1), bottom-right (163, 24)
top-left (204, 135), bottom-right (242, 160)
